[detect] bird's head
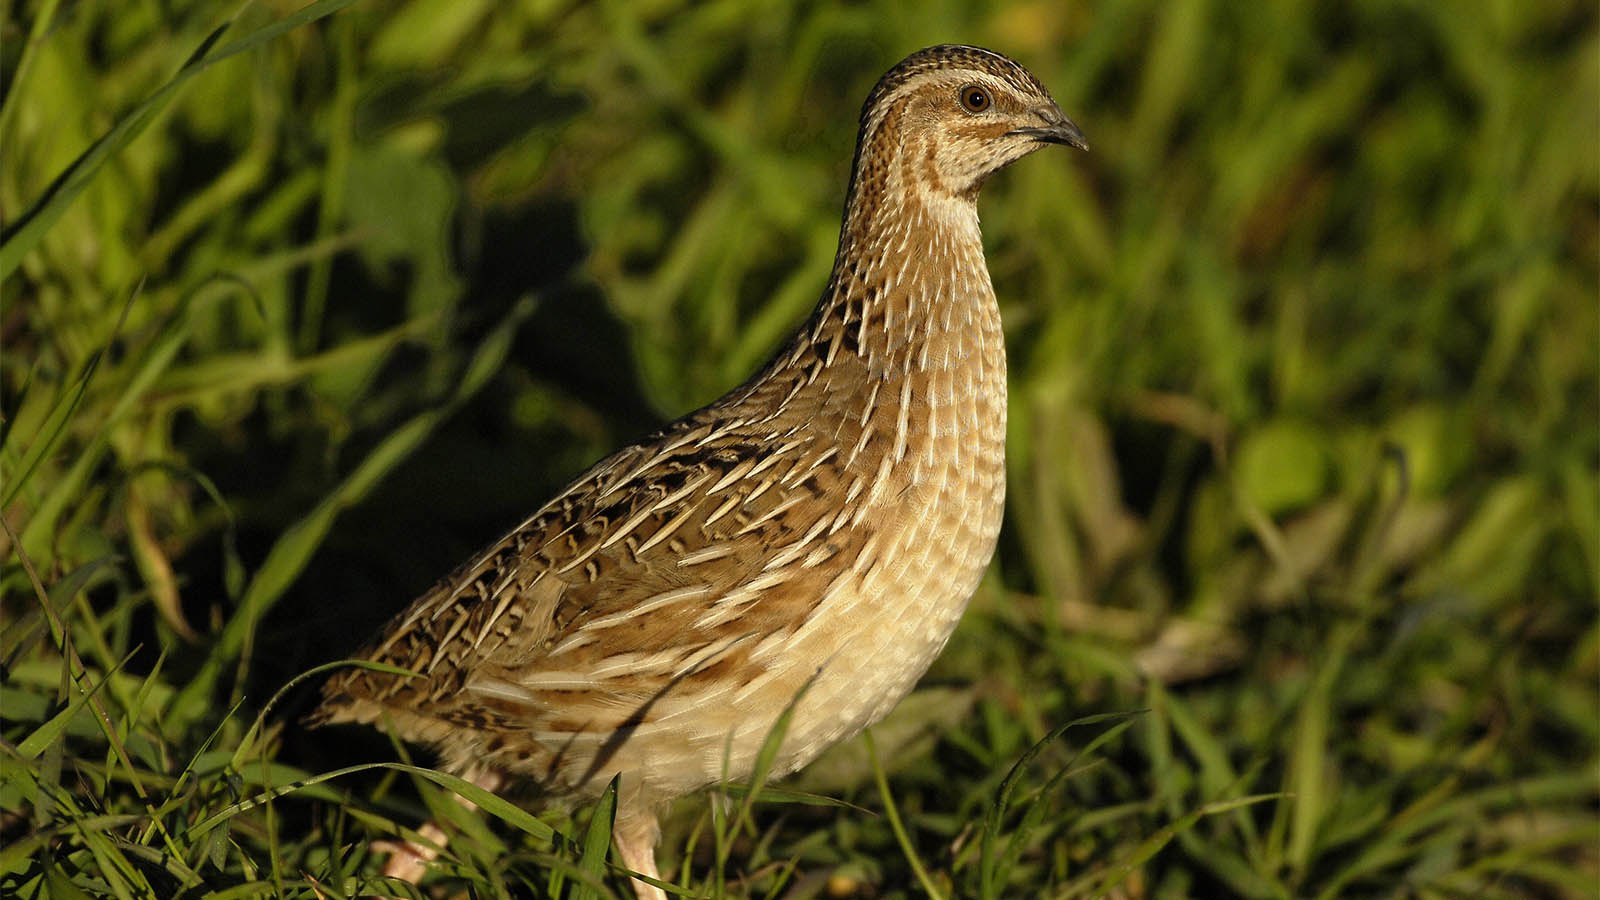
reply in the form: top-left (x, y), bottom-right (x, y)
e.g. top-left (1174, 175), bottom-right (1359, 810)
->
top-left (852, 45), bottom-right (1087, 207)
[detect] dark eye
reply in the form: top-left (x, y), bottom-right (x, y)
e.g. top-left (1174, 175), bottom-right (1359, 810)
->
top-left (959, 85), bottom-right (990, 113)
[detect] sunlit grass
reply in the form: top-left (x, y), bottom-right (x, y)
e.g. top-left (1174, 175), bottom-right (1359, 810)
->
top-left (2, 0), bottom-right (1595, 897)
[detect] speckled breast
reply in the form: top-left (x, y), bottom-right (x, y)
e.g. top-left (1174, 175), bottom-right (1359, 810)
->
top-left (642, 266), bottom-right (1010, 797)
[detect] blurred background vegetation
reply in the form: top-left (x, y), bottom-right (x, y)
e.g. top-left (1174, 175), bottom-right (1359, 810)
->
top-left (2, 0), bottom-right (1596, 897)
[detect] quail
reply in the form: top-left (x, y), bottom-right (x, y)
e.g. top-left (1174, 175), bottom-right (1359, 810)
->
top-left (311, 44), bottom-right (1087, 899)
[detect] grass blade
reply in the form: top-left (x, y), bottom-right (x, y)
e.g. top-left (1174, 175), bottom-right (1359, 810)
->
top-left (867, 728), bottom-right (946, 900)
top-left (979, 711), bottom-right (1143, 899)
top-left (1092, 794), bottom-right (1285, 900)
top-left (172, 296), bottom-right (536, 729)
top-left (0, 0), bottom-right (360, 278)
top-left (572, 775), bottom-right (618, 900)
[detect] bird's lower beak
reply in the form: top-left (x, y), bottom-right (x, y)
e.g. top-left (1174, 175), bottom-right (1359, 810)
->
top-left (1008, 107), bottom-right (1089, 151)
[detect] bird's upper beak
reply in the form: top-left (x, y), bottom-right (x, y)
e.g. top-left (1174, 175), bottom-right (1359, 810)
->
top-left (1008, 104), bottom-right (1089, 151)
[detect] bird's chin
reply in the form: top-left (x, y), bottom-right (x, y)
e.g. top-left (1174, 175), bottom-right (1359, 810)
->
top-left (989, 141), bottom-right (1054, 176)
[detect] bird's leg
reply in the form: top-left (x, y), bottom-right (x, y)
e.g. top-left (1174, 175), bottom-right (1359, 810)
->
top-left (376, 819), bottom-right (449, 883)
top-left (613, 809), bottom-right (667, 900)
top-left (374, 769), bottom-right (503, 884)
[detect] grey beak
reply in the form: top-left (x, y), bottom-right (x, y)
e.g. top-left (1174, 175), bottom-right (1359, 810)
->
top-left (1008, 106), bottom-right (1089, 151)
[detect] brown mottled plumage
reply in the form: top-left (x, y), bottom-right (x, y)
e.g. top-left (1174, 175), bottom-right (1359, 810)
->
top-left (310, 44), bottom-right (1085, 898)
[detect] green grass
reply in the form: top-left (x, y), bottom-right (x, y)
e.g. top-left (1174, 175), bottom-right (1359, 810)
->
top-left (3, 0), bottom-right (1596, 897)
